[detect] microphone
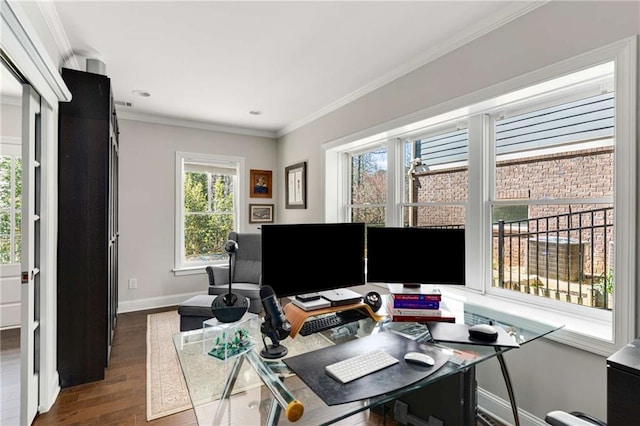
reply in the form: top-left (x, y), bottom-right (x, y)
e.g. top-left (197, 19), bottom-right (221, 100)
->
top-left (259, 285), bottom-right (291, 359)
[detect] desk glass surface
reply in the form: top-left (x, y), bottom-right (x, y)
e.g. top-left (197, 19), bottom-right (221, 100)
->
top-left (172, 300), bottom-right (562, 425)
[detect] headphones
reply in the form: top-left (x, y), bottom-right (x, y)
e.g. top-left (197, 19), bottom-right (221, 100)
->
top-left (364, 291), bottom-right (382, 312)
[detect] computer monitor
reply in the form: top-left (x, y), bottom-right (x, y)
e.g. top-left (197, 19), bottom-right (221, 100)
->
top-left (366, 227), bottom-right (465, 286)
top-left (261, 222), bottom-right (366, 297)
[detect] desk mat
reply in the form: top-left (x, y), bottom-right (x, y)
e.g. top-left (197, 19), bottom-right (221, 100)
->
top-left (426, 322), bottom-right (520, 348)
top-left (283, 331), bottom-right (449, 406)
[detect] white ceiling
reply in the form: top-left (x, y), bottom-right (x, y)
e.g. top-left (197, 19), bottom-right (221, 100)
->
top-left (45, 1), bottom-right (542, 137)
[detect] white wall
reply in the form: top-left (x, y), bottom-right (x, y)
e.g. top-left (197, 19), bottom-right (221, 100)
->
top-left (117, 119), bottom-right (277, 312)
top-left (276, 1), bottom-right (640, 422)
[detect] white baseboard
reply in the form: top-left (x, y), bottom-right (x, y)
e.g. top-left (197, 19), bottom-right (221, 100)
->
top-left (478, 387), bottom-right (547, 426)
top-left (39, 372), bottom-right (60, 413)
top-left (117, 291), bottom-right (203, 313)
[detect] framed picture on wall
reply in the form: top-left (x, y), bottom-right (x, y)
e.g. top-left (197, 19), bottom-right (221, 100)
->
top-left (285, 161), bottom-right (307, 209)
top-left (249, 204), bottom-right (274, 223)
top-left (250, 169), bottom-right (272, 198)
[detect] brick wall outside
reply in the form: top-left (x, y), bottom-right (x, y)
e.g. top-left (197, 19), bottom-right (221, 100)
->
top-left (412, 147), bottom-right (614, 277)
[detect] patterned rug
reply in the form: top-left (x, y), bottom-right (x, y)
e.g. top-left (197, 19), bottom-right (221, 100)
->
top-left (146, 310), bottom-right (191, 421)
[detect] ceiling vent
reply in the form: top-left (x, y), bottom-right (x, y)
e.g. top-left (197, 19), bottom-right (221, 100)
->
top-left (114, 100), bottom-right (133, 108)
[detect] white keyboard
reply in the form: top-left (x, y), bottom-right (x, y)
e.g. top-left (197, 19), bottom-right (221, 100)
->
top-left (325, 350), bottom-right (399, 384)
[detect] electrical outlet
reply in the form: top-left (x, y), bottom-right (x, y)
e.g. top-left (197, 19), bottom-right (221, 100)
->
top-left (128, 278), bottom-right (137, 289)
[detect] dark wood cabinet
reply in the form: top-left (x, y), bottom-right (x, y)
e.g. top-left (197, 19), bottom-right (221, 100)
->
top-left (57, 68), bottom-right (119, 388)
top-left (607, 338), bottom-right (640, 425)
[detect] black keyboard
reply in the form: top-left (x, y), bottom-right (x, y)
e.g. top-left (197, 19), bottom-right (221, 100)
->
top-left (299, 309), bottom-right (368, 336)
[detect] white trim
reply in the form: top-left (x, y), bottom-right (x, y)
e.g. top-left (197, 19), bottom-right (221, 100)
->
top-left (118, 110), bottom-right (276, 139)
top-left (610, 35), bottom-right (637, 346)
top-left (118, 291), bottom-right (203, 314)
top-left (1, 0), bottom-right (71, 105)
top-left (36, 0), bottom-right (79, 70)
top-left (477, 388), bottom-right (546, 426)
top-left (0, 95), bottom-right (21, 106)
top-left (277, 1), bottom-right (547, 137)
top-left (37, 101), bottom-right (59, 413)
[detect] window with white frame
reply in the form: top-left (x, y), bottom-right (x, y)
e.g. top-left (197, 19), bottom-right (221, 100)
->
top-left (490, 89), bottom-right (615, 310)
top-left (326, 39), bottom-right (636, 353)
top-left (0, 143), bottom-right (21, 265)
top-left (403, 126), bottom-right (468, 229)
top-left (175, 152), bottom-right (242, 271)
top-left (348, 145), bottom-right (388, 227)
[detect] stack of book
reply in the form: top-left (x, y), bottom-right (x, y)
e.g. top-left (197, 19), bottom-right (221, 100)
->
top-left (385, 284), bottom-right (455, 323)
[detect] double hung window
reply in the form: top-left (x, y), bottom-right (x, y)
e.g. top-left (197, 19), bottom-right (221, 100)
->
top-left (175, 152), bottom-right (243, 272)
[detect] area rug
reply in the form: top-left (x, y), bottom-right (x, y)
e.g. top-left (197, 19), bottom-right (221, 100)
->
top-left (146, 310), bottom-right (192, 421)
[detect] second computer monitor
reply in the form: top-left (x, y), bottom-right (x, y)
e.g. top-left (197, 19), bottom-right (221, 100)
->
top-left (366, 227), bottom-right (465, 286)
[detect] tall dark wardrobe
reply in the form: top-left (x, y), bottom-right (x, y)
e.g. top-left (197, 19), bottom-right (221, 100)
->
top-left (57, 68), bottom-right (119, 387)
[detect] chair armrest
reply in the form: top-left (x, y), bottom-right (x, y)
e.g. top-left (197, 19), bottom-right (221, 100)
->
top-left (207, 265), bottom-right (230, 286)
top-left (545, 411), bottom-right (605, 426)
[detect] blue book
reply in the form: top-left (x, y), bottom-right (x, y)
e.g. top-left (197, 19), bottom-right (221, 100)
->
top-left (392, 300), bottom-right (440, 309)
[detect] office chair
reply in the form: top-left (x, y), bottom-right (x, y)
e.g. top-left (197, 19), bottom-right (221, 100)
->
top-left (207, 231), bottom-right (262, 314)
top-left (545, 410), bottom-right (606, 426)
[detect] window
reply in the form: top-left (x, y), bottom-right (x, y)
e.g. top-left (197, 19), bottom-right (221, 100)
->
top-left (174, 152), bottom-right (244, 273)
top-left (403, 126), bottom-right (468, 228)
top-left (490, 90), bottom-right (615, 311)
top-left (348, 146), bottom-right (387, 227)
top-left (0, 144), bottom-right (21, 265)
top-left (325, 38), bottom-right (636, 354)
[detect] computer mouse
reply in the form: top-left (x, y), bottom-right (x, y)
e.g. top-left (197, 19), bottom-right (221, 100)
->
top-left (403, 352), bottom-right (435, 366)
top-left (468, 323), bottom-right (499, 342)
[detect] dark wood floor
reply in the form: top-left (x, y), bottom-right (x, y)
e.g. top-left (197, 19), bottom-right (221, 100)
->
top-left (2, 306), bottom-right (501, 426)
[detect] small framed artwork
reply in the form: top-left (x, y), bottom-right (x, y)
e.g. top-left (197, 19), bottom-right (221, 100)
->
top-left (249, 204), bottom-right (274, 223)
top-left (249, 169), bottom-right (272, 198)
top-left (285, 161), bottom-right (307, 209)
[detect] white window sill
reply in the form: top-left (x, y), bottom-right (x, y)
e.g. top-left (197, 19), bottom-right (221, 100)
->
top-left (437, 286), bottom-right (617, 357)
top-left (172, 266), bottom-right (207, 277)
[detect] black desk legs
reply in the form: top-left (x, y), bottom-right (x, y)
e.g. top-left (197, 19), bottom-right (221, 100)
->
top-left (495, 349), bottom-right (520, 426)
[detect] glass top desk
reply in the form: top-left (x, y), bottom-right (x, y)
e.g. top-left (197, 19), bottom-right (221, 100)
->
top-left (173, 297), bottom-right (562, 426)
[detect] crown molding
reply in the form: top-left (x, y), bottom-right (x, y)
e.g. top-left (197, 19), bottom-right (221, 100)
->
top-left (2, 0), bottom-right (71, 103)
top-left (117, 110), bottom-right (277, 139)
top-left (276, 1), bottom-right (548, 138)
top-left (1, 95), bottom-right (21, 106)
top-left (37, 0), bottom-right (79, 70)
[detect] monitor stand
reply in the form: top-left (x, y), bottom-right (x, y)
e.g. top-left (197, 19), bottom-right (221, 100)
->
top-left (283, 300), bottom-right (385, 338)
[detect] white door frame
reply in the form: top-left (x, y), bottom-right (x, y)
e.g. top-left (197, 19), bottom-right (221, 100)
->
top-left (2, 0), bottom-right (71, 418)
top-left (20, 83), bottom-right (40, 426)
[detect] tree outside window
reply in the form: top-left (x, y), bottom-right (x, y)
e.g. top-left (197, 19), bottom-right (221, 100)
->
top-left (177, 153), bottom-right (240, 269)
top-left (0, 155), bottom-right (21, 265)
